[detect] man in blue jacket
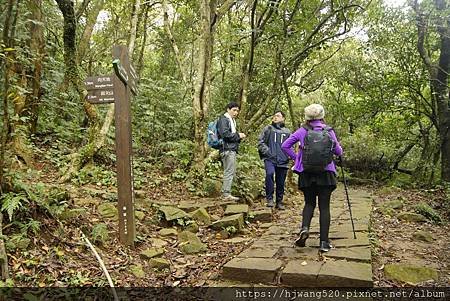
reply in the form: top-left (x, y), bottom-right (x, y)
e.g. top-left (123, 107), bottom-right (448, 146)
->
top-left (258, 111), bottom-right (291, 209)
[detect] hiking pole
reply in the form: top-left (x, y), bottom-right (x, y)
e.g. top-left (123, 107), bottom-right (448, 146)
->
top-left (339, 156), bottom-right (357, 239)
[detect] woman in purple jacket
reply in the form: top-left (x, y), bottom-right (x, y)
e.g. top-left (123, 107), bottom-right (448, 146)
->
top-left (281, 104), bottom-right (343, 252)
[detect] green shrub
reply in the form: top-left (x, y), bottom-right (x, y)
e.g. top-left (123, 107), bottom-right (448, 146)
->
top-left (414, 202), bottom-right (442, 224)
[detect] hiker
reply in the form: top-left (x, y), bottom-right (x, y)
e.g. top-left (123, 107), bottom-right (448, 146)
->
top-left (217, 102), bottom-right (246, 201)
top-left (281, 104), bottom-right (343, 252)
top-left (257, 111), bottom-right (291, 210)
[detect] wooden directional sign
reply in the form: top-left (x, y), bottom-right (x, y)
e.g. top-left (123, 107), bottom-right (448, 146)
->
top-left (112, 45), bottom-right (137, 247)
top-left (84, 75), bottom-right (115, 104)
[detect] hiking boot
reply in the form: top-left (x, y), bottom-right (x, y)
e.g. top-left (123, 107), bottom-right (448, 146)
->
top-left (266, 199), bottom-right (274, 207)
top-left (319, 241), bottom-right (333, 252)
top-left (275, 203), bottom-right (285, 210)
top-left (222, 194), bottom-right (239, 201)
top-left (295, 228), bottom-right (309, 247)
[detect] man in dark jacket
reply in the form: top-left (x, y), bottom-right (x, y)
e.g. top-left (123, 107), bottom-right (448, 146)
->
top-left (258, 111), bottom-right (291, 209)
top-left (217, 102), bottom-right (246, 201)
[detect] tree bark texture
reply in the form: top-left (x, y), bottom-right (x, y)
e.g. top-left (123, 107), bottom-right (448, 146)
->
top-left (77, 0), bottom-right (105, 61)
top-left (0, 0), bottom-right (16, 190)
top-left (192, 0), bottom-right (216, 170)
top-left (56, 0), bottom-right (102, 182)
top-left (413, 0), bottom-right (450, 182)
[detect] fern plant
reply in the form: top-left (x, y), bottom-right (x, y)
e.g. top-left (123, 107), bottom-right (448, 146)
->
top-left (0, 192), bottom-right (29, 221)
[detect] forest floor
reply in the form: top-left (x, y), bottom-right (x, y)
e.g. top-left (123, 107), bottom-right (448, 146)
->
top-left (4, 147), bottom-right (450, 288)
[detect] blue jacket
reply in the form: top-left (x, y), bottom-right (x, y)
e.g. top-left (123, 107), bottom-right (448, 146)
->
top-left (258, 122), bottom-right (291, 168)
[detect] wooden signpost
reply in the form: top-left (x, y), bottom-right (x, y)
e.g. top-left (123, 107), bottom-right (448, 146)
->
top-left (85, 76), bottom-right (115, 104)
top-left (84, 45), bottom-right (138, 247)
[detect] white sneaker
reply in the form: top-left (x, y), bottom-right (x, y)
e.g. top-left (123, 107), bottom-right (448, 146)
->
top-left (222, 194), bottom-right (240, 201)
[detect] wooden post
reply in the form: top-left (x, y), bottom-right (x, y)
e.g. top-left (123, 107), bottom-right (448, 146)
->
top-left (112, 45), bottom-right (137, 247)
top-left (84, 45), bottom-right (137, 247)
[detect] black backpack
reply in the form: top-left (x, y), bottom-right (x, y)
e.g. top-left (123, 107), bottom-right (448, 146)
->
top-left (302, 125), bottom-right (334, 173)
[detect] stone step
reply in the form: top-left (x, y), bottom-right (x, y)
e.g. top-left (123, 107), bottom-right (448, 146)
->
top-left (220, 186), bottom-right (374, 287)
top-left (222, 257), bottom-right (283, 284)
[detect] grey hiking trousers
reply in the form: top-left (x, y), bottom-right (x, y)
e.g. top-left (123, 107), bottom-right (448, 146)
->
top-left (221, 150), bottom-right (237, 195)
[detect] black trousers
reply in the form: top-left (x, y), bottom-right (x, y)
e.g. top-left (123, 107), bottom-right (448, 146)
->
top-left (301, 183), bottom-right (334, 242)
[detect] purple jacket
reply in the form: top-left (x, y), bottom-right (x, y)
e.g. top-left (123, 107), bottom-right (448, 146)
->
top-left (281, 120), bottom-right (343, 174)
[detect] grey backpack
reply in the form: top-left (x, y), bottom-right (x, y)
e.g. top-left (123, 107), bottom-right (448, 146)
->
top-left (302, 125), bottom-right (334, 172)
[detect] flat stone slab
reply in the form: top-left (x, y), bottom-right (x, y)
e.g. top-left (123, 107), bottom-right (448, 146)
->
top-left (222, 258), bottom-right (283, 284)
top-left (223, 237), bottom-right (252, 244)
top-left (265, 226), bottom-right (292, 235)
top-left (177, 199), bottom-right (235, 212)
top-left (249, 209), bottom-right (272, 223)
top-left (159, 206), bottom-right (190, 221)
top-left (224, 204), bottom-right (249, 216)
top-left (237, 247), bottom-right (279, 258)
top-left (306, 236), bottom-right (370, 249)
top-left (317, 260), bottom-right (372, 287)
top-left (281, 260), bottom-right (324, 287)
top-left (325, 247), bottom-right (371, 263)
top-left (276, 247), bottom-right (318, 260)
top-left (210, 213), bottom-right (244, 230)
top-left (333, 236), bottom-right (370, 248)
top-left (328, 223), bottom-right (367, 233)
top-left (252, 237), bottom-right (292, 248)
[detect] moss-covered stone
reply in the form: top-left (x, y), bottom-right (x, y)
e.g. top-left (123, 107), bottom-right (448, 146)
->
top-left (98, 203), bottom-right (118, 219)
top-left (130, 264), bottom-right (145, 278)
top-left (178, 231), bottom-right (206, 254)
top-left (383, 199), bottom-right (404, 210)
top-left (384, 264), bottom-right (438, 285)
top-left (210, 214), bottom-right (245, 231)
top-left (140, 247), bottom-right (165, 259)
top-left (397, 212), bottom-right (427, 223)
top-left (159, 228), bottom-right (178, 237)
top-left (7, 235), bottom-right (31, 251)
top-left (224, 204), bottom-right (249, 216)
top-left (59, 208), bottom-right (87, 220)
top-left (149, 238), bottom-right (168, 248)
top-left (190, 207), bottom-right (211, 225)
top-left (412, 231), bottom-right (434, 243)
top-left (202, 178), bottom-right (222, 197)
top-left (149, 258), bottom-right (170, 270)
top-left (178, 231), bottom-right (201, 244)
top-left (135, 211), bottom-right (145, 221)
top-left (185, 221), bottom-right (199, 233)
top-left (159, 206), bottom-right (190, 221)
top-left (180, 241), bottom-right (207, 254)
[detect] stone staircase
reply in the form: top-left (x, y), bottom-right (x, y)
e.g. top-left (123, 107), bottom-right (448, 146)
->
top-left (220, 186), bottom-right (374, 287)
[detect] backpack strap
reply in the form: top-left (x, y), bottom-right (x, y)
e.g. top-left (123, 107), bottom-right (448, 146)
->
top-left (265, 125), bottom-right (273, 144)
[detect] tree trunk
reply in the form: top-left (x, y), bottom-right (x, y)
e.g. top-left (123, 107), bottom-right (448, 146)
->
top-left (0, 0), bottom-right (16, 190)
top-left (0, 213), bottom-right (8, 280)
top-left (434, 0), bottom-right (450, 181)
top-left (10, 0), bottom-right (45, 166)
top-left (65, 0), bottom-right (142, 182)
top-left (56, 0), bottom-right (102, 182)
top-left (191, 0), bottom-right (216, 171)
top-left (163, 0), bottom-right (188, 84)
top-left (77, 0), bottom-right (105, 62)
top-left (128, 0), bottom-right (140, 59)
top-left (413, 0), bottom-right (450, 182)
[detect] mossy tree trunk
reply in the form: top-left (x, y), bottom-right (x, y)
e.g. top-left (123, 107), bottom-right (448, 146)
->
top-left (55, 0), bottom-right (101, 181)
top-left (0, 0), bottom-right (18, 189)
top-left (191, 0), bottom-right (236, 176)
top-left (413, 0), bottom-right (450, 182)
